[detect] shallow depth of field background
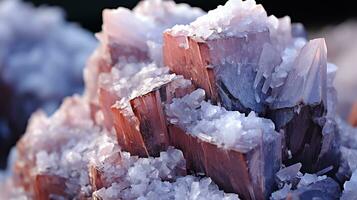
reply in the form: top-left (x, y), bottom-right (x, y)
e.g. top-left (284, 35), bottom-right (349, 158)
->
top-left (25, 0), bottom-right (356, 33)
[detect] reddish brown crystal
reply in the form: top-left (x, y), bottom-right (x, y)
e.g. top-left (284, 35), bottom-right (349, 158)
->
top-left (163, 33), bottom-right (218, 103)
top-left (33, 174), bottom-right (69, 200)
top-left (111, 82), bottom-right (194, 157)
top-left (89, 165), bottom-right (106, 191)
top-left (168, 125), bottom-right (281, 200)
top-left (163, 31), bottom-right (340, 176)
top-left (348, 102), bottom-right (357, 127)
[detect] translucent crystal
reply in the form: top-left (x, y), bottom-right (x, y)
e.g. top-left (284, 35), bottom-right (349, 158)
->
top-left (297, 173), bottom-right (327, 188)
top-left (275, 163), bottom-right (302, 184)
top-left (166, 89), bottom-right (277, 150)
top-left (270, 184), bottom-right (292, 200)
top-left (94, 176), bottom-right (239, 200)
top-left (84, 0), bottom-right (203, 103)
top-left (100, 63), bottom-right (187, 107)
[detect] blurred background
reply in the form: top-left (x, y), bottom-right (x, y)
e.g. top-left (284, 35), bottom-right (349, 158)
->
top-left (25, 0), bottom-right (356, 32)
top-left (0, 0), bottom-right (356, 169)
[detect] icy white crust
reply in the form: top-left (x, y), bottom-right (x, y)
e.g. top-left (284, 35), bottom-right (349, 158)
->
top-left (168, 0), bottom-right (293, 47)
top-left (102, 0), bottom-right (204, 46)
top-left (94, 175), bottom-right (239, 200)
top-left (167, 0), bottom-right (330, 110)
top-left (93, 147), bottom-right (239, 200)
top-left (84, 0), bottom-right (202, 103)
top-left (16, 96), bottom-right (99, 196)
top-left (0, 0), bottom-right (96, 112)
top-left (9, 95), bottom-right (237, 199)
top-left (169, 0), bottom-right (273, 39)
top-left (98, 62), bottom-right (190, 110)
top-left (21, 96), bottom-right (94, 158)
top-left (165, 89), bottom-right (277, 150)
top-left (100, 0), bottom-right (204, 64)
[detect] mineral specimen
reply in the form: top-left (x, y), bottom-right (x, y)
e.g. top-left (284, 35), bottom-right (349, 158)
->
top-left (100, 63), bottom-right (193, 157)
top-left (83, 0), bottom-right (202, 157)
top-left (0, 0), bottom-right (356, 199)
top-left (0, 0), bottom-right (96, 168)
top-left (165, 89), bottom-right (281, 199)
top-left (4, 94), bottom-right (236, 200)
top-left (163, 0), bottom-right (339, 175)
top-left (83, 0), bottom-right (204, 105)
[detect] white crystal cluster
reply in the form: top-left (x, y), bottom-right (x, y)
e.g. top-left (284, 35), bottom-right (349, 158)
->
top-left (0, 0), bottom-right (96, 113)
top-left (101, 0), bottom-right (204, 58)
top-left (0, 93), bottom-right (238, 199)
top-left (93, 147), bottom-right (238, 200)
top-left (271, 163), bottom-right (328, 200)
top-left (100, 63), bottom-right (190, 109)
top-left (169, 0), bottom-right (274, 39)
top-left (16, 96), bottom-right (102, 196)
top-left (2, 0), bottom-right (357, 199)
top-left (0, 1), bottom-right (243, 198)
top-left (166, 89), bottom-right (277, 150)
top-left (84, 0), bottom-right (203, 104)
top-left (167, 0), bottom-right (330, 111)
top-left (34, 132), bottom-right (117, 195)
top-left (95, 175), bottom-right (239, 200)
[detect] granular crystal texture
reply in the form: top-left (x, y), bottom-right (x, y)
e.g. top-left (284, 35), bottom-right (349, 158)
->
top-left (0, 0), bottom-right (355, 199)
top-left (163, 0), bottom-right (339, 175)
top-left (100, 63), bottom-right (194, 157)
top-left (1, 93), bottom-right (237, 199)
top-left (83, 0), bottom-right (201, 157)
top-left (83, 0), bottom-right (204, 106)
top-left (166, 89), bottom-right (281, 199)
